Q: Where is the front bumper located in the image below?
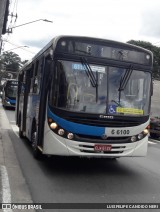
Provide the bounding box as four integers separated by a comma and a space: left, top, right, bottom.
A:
43, 130, 148, 157
3, 100, 16, 108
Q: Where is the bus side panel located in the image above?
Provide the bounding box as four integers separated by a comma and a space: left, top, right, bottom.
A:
18, 93, 24, 128
26, 94, 40, 140
35, 58, 53, 148
15, 82, 20, 125
25, 57, 52, 146
16, 75, 24, 126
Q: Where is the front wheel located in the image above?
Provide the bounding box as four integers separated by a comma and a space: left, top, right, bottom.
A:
19, 127, 24, 138
18, 115, 25, 138
31, 128, 42, 160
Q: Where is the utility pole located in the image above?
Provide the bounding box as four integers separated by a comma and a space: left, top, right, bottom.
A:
0, 0, 9, 35
0, 0, 10, 52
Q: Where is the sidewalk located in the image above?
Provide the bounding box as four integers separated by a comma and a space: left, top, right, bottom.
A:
0, 105, 35, 211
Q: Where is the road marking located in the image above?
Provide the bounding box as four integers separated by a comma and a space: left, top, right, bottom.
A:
148, 141, 156, 145
149, 138, 160, 143
11, 125, 19, 138
0, 165, 13, 212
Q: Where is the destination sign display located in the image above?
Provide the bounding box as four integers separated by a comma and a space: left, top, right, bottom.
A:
57, 37, 152, 66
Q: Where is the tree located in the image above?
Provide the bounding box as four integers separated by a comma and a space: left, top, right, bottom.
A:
127, 40, 160, 79
0, 51, 22, 72
0, 51, 23, 84
21, 59, 28, 66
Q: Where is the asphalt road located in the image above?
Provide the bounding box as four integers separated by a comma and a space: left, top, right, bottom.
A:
2, 108, 160, 212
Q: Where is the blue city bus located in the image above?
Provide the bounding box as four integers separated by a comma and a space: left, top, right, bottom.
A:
2, 79, 18, 109
16, 36, 153, 159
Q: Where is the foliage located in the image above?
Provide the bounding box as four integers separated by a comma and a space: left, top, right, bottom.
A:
0, 51, 22, 72
127, 40, 160, 79
21, 59, 28, 65
0, 51, 26, 84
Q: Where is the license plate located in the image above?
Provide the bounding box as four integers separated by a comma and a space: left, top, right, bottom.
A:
94, 144, 112, 152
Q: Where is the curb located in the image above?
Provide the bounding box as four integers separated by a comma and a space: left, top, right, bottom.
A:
0, 106, 35, 211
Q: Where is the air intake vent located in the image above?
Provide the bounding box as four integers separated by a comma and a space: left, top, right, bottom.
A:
66, 116, 141, 127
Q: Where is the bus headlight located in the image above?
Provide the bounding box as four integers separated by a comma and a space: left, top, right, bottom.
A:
50, 122, 58, 130
131, 136, 137, 142
137, 133, 143, 140
143, 129, 149, 135
58, 129, 65, 136
67, 133, 74, 140
48, 117, 75, 140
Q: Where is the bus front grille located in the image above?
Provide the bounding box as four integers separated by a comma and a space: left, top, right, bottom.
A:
75, 134, 132, 144
66, 117, 141, 127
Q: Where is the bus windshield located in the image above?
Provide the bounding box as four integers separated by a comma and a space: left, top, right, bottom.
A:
6, 84, 17, 98
49, 60, 151, 116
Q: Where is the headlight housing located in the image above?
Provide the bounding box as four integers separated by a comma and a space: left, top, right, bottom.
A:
130, 127, 149, 142
48, 118, 74, 140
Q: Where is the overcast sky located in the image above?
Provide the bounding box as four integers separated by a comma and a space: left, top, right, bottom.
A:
2, 0, 160, 60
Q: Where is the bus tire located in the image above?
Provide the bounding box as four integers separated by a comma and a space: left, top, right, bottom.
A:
18, 114, 25, 138
31, 126, 42, 160
19, 127, 24, 138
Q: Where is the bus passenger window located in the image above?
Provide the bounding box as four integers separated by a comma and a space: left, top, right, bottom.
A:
20, 82, 25, 94
32, 61, 41, 94
33, 77, 38, 93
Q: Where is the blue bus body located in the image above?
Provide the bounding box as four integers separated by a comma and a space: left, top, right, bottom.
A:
2, 79, 18, 109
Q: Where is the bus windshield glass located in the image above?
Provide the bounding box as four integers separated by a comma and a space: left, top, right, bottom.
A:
6, 84, 18, 98
49, 60, 151, 116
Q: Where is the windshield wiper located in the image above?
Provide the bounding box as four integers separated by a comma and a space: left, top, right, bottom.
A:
118, 65, 133, 105
81, 57, 98, 102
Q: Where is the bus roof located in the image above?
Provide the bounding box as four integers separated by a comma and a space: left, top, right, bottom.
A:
20, 35, 153, 71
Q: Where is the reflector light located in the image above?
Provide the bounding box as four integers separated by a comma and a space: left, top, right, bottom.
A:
147, 125, 150, 129
48, 118, 53, 123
